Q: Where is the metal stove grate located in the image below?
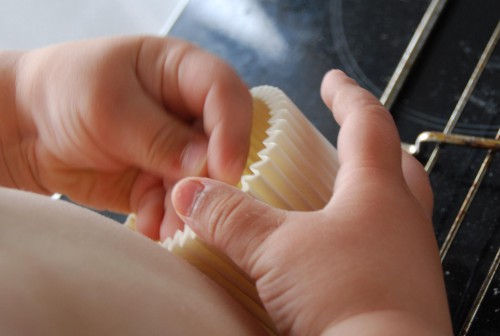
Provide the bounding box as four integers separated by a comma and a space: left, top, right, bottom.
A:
381, 1, 500, 333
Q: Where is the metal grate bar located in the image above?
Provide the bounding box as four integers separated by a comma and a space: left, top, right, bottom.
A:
380, 0, 449, 110
459, 247, 500, 335
439, 127, 500, 260
387, 17, 500, 334
407, 132, 500, 155
425, 21, 500, 173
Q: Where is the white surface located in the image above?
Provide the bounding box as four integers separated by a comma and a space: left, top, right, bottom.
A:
0, 0, 188, 50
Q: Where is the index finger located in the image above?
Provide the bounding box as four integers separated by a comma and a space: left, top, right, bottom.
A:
136, 37, 252, 185
320, 70, 403, 176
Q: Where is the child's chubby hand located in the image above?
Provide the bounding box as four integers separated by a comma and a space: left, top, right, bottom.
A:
171, 70, 453, 335
9, 36, 252, 240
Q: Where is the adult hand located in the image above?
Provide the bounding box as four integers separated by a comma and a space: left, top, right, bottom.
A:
171, 70, 452, 335
4, 36, 251, 240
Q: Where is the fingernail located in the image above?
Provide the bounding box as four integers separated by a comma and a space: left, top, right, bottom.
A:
181, 139, 208, 176
173, 179, 205, 218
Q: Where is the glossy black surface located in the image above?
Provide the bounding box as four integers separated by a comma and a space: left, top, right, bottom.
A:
170, 0, 499, 334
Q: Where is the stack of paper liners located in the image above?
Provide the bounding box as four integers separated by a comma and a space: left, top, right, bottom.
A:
126, 86, 339, 335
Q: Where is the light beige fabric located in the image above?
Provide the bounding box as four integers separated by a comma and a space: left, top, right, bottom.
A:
0, 187, 265, 335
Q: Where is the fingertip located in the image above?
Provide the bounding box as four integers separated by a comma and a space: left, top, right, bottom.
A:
322, 69, 347, 84
207, 144, 247, 185
171, 178, 206, 220
320, 69, 349, 110
135, 199, 163, 241
159, 200, 186, 241
129, 174, 165, 240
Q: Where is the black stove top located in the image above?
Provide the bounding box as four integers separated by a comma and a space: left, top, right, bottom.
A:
170, 1, 500, 334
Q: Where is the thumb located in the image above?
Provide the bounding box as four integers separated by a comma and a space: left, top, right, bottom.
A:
171, 177, 284, 273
